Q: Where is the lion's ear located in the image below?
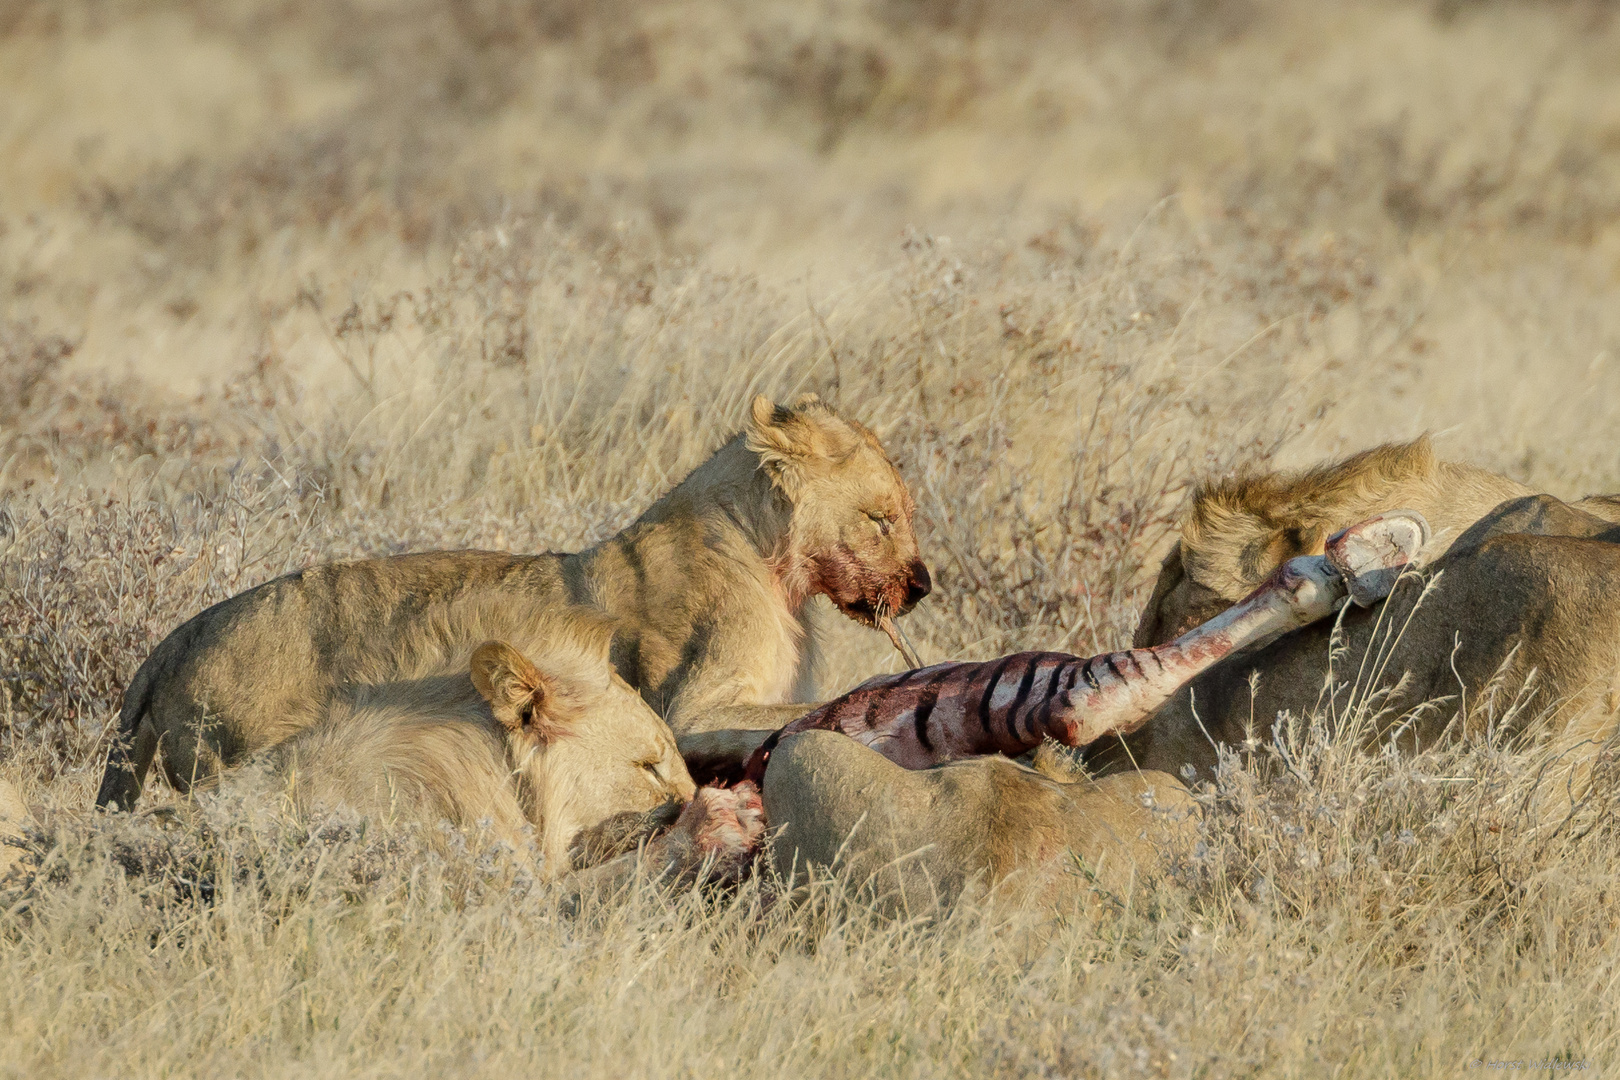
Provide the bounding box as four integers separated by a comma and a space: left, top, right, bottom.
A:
746, 394, 856, 496
471, 640, 568, 740
746, 395, 811, 495
746, 394, 802, 456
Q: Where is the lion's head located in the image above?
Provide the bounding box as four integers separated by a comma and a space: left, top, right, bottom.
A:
1132, 437, 1530, 647
1133, 442, 1439, 647
471, 618, 696, 866
746, 394, 931, 627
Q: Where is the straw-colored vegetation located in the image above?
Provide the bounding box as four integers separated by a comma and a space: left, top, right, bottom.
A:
3, 0, 1619, 1075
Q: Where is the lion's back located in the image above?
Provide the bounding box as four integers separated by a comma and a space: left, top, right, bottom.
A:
139, 549, 571, 762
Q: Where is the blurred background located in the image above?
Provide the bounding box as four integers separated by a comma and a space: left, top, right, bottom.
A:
4, 3, 1617, 419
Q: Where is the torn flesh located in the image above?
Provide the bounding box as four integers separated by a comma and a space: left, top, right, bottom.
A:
632, 783, 767, 886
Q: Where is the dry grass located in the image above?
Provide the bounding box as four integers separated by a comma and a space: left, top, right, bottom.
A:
4, 0, 1620, 1075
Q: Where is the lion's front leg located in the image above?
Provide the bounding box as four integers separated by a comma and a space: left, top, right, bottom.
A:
565, 800, 685, 869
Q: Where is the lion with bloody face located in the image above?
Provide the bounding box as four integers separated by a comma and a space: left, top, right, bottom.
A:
97, 394, 931, 811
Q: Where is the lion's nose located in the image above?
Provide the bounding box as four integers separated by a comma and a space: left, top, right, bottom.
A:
904, 560, 932, 606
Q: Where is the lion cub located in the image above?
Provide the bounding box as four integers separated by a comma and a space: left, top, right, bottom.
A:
264, 619, 696, 877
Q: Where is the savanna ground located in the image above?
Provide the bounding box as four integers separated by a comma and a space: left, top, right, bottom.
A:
3, 0, 1620, 1075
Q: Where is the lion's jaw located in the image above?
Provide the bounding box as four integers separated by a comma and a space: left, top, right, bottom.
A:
803, 545, 929, 627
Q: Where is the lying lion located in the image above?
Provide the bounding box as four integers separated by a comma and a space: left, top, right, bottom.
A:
1093, 492, 1620, 783
6, 618, 763, 892
264, 616, 701, 874
1132, 436, 1541, 646
97, 394, 930, 810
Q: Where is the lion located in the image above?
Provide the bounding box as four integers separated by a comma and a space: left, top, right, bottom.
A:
4, 625, 763, 893
1094, 493, 1620, 782
1132, 437, 1537, 647
760, 730, 1196, 911
262, 620, 698, 874
96, 394, 931, 810
272, 627, 767, 889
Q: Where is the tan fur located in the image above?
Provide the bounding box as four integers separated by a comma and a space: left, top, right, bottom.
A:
1133, 437, 1532, 646
98, 395, 930, 809
761, 730, 1197, 913
0, 635, 746, 893
1098, 495, 1620, 798
263, 623, 695, 874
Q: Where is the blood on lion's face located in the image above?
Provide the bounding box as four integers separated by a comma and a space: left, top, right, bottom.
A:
797, 437, 929, 626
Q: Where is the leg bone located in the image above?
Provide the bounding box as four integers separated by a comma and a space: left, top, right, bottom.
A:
747, 511, 1428, 775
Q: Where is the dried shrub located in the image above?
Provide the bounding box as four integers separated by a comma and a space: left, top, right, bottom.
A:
0, 478, 322, 776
